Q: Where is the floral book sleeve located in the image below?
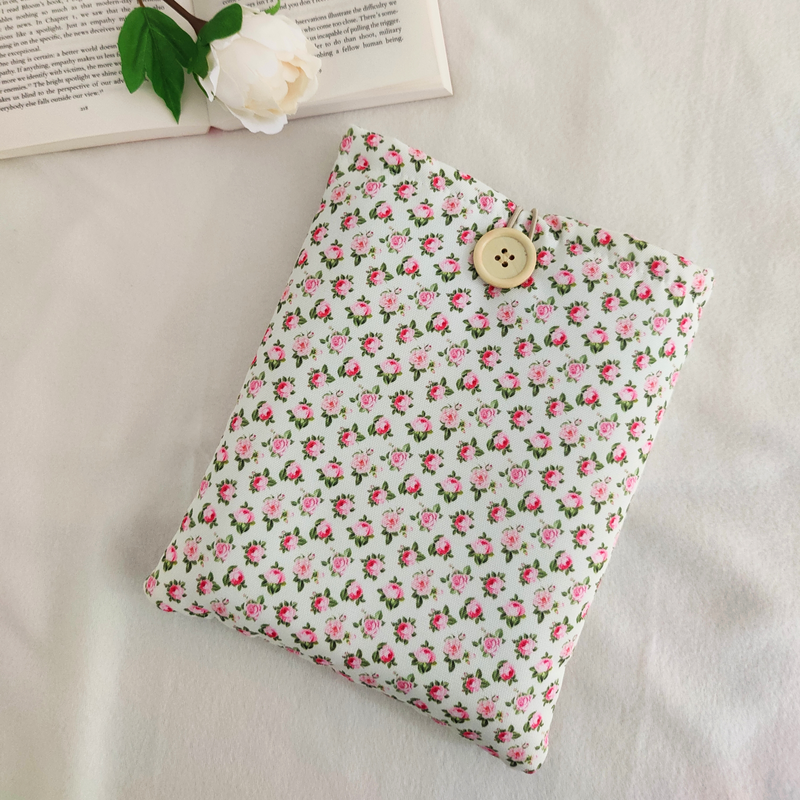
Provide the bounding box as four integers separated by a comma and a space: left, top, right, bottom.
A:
145, 124, 714, 773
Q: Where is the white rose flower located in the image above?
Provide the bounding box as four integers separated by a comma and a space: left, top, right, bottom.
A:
199, 7, 321, 134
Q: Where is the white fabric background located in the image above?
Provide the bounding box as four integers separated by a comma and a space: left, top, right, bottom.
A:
2, 2, 799, 798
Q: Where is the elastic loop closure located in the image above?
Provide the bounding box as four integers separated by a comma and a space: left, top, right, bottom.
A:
507, 205, 538, 242
507, 206, 524, 230
529, 208, 538, 241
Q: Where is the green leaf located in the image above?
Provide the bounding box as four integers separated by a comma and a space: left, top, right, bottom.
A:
145, 28, 185, 121
198, 3, 243, 44
118, 8, 149, 93
145, 8, 196, 68
264, 0, 280, 14
191, 41, 211, 79
117, 6, 194, 123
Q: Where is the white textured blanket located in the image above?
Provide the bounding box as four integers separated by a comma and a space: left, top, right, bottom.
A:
1, 2, 798, 798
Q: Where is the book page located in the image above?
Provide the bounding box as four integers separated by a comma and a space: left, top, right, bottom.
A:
0, 0, 209, 158
195, 0, 451, 130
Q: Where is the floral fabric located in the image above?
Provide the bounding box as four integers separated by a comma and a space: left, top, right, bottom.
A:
145, 124, 713, 773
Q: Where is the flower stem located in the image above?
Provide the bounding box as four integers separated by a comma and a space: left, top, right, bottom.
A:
159, 0, 207, 34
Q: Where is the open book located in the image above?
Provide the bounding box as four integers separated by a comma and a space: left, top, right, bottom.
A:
0, 0, 451, 159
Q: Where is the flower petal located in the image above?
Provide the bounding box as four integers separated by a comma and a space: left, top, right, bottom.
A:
198, 46, 221, 99
223, 101, 287, 134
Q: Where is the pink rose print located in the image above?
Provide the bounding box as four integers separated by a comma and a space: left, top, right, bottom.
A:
363, 180, 383, 198
574, 528, 592, 547
503, 600, 525, 619
587, 328, 609, 345
389, 622, 414, 648
597, 419, 617, 439
404, 476, 422, 495
571, 584, 589, 603
463, 677, 481, 695
465, 599, 483, 619
477, 699, 498, 725
393, 394, 412, 413
537, 249, 554, 267
533, 589, 554, 612
567, 361, 586, 380
411, 572, 432, 595
433, 537, 451, 557
384, 582, 404, 600
330, 556, 349, 577
422, 236, 442, 254
482, 637, 501, 657
497, 662, 516, 682
540, 526, 561, 547
554, 269, 576, 286
167, 583, 185, 601
347, 582, 363, 601
264, 568, 286, 586
556, 553, 573, 571
582, 261, 601, 281
615, 317, 636, 339
387, 234, 408, 253
519, 489, 542, 515
183, 539, 200, 561
313, 595, 330, 613
300, 495, 321, 516
450, 572, 470, 594
246, 544, 265, 564
507, 465, 529, 487
388, 450, 409, 470
517, 638, 536, 659
484, 575, 505, 596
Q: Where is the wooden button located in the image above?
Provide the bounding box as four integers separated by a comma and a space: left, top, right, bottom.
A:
473, 227, 537, 288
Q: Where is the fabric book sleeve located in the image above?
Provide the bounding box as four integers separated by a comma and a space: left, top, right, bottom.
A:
144, 123, 713, 773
